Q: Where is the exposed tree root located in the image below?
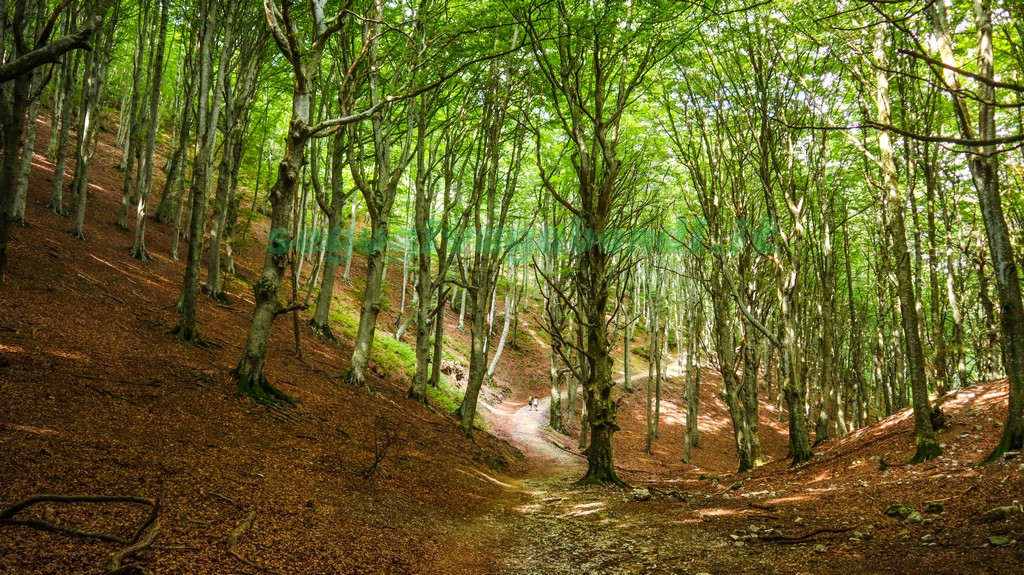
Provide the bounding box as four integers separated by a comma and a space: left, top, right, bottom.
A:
232, 367, 298, 411
226, 511, 285, 575
129, 248, 152, 263
308, 318, 337, 343
202, 284, 229, 303
342, 366, 371, 390
2, 494, 162, 574
200, 488, 243, 510
980, 426, 1024, 466
0, 494, 157, 545
909, 438, 943, 464
575, 470, 630, 489
761, 526, 855, 543
106, 514, 160, 575
168, 324, 218, 349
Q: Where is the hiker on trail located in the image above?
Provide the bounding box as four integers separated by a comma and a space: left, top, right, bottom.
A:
532, 397, 539, 411
528, 396, 536, 411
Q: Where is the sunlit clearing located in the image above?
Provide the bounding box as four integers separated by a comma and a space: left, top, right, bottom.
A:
0, 343, 25, 353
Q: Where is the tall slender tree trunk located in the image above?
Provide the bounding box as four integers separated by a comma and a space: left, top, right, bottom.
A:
118, 0, 153, 230
70, 12, 118, 240
174, 0, 232, 343
130, 0, 168, 260
873, 26, 940, 462
309, 133, 348, 340
48, 47, 81, 216
408, 87, 433, 404
11, 72, 41, 225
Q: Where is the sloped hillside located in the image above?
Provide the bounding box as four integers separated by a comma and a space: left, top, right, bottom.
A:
0, 118, 523, 575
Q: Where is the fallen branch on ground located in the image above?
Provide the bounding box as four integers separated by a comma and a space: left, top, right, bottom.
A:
760, 526, 855, 543
926, 484, 976, 504
201, 488, 243, 510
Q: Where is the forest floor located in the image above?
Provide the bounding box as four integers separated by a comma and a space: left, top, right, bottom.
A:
2, 115, 1023, 574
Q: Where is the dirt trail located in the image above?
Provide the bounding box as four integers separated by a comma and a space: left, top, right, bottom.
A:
475, 384, 725, 575
482, 396, 584, 478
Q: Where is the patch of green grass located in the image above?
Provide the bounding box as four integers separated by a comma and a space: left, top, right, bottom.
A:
446, 337, 471, 361
424, 369, 487, 431
329, 306, 415, 378
427, 373, 461, 414
441, 344, 462, 364
329, 308, 488, 431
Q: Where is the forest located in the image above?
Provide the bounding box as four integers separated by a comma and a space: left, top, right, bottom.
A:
1, 0, 1023, 573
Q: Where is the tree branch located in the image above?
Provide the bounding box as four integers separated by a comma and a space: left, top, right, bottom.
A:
0, 15, 102, 84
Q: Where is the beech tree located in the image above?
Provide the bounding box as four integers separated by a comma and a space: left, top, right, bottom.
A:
341, 0, 418, 389
521, 0, 687, 485
232, 0, 379, 405
0, 0, 110, 287
172, 0, 235, 343
453, 43, 527, 437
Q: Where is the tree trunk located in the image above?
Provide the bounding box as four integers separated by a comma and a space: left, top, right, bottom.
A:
309, 133, 347, 340
457, 281, 490, 436
70, 15, 117, 240
344, 1, 407, 388
486, 265, 515, 379
173, 0, 233, 343
48, 47, 81, 216
11, 72, 41, 225
873, 26, 940, 463
408, 90, 433, 404
130, 0, 169, 261
118, 0, 153, 230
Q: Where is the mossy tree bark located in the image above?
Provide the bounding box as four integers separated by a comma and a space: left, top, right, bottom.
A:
343, 0, 416, 389
235, 0, 376, 405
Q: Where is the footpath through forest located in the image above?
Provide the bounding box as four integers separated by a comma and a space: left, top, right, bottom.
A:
460, 374, 1024, 575
476, 385, 757, 575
